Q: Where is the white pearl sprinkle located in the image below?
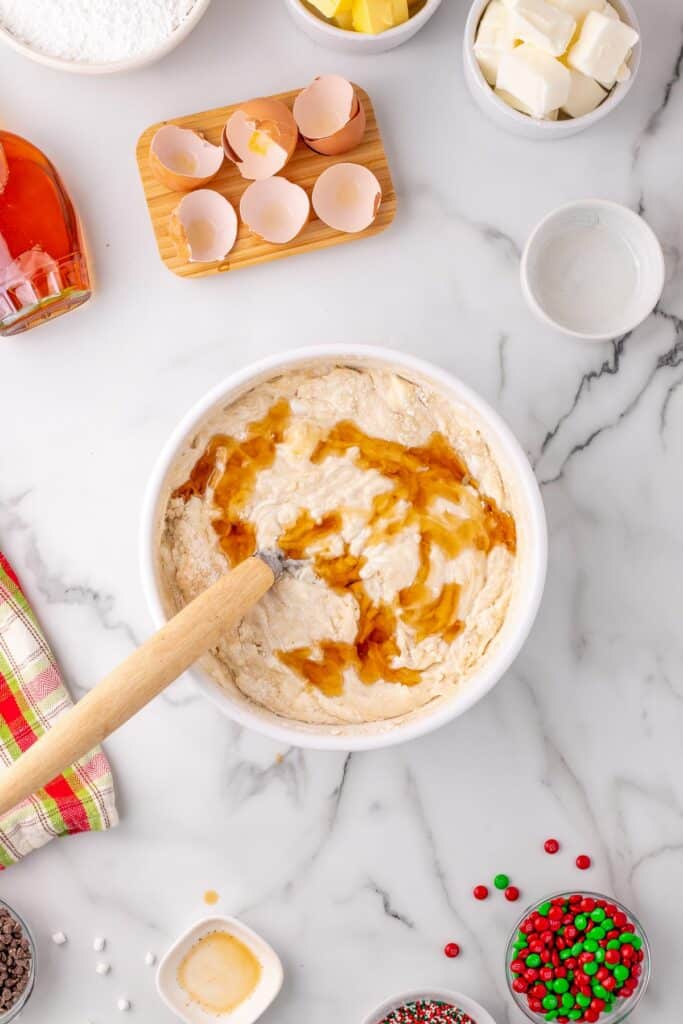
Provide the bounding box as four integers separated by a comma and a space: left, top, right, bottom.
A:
144, 951, 156, 967
51, 931, 67, 945
117, 998, 131, 1012
93, 936, 106, 952
95, 961, 111, 976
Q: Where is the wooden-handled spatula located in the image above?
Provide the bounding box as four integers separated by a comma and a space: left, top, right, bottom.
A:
0, 553, 283, 818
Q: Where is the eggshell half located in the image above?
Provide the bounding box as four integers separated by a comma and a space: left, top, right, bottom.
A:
223, 99, 298, 181
239, 177, 310, 245
294, 75, 366, 156
170, 189, 238, 263
312, 163, 382, 233
149, 125, 224, 192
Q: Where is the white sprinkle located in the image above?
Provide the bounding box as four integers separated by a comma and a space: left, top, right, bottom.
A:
51, 931, 67, 945
93, 936, 106, 952
117, 998, 131, 1012
144, 951, 156, 967
95, 961, 111, 976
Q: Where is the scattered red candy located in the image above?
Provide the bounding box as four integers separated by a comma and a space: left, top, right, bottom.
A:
544, 838, 560, 855
473, 885, 489, 901
505, 886, 520, 902
576, 854, 592, 870
444, 942, 460, 959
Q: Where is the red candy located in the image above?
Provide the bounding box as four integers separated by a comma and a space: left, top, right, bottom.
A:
576, 854, 592, 870
473, 885, 489, 901
544, 838, 560, 854
444, 942, 460, 958
505, 886, 520, 902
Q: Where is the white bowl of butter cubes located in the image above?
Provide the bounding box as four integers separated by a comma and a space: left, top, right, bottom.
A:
463, 0, 641, 138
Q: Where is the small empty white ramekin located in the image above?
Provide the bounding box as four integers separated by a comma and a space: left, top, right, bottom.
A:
521, 199, 665, 341
462, 0, 641, 139
156, 916, 283, 1024
284, 0, 443, 53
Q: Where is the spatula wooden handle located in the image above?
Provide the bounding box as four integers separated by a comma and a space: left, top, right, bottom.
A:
0, 556, 274, 817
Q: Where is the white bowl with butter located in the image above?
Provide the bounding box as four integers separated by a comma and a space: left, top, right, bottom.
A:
140, 345, 547, 751
463, 0, 641, 138
156, 916, 283, 1024
284, 0, 443, 53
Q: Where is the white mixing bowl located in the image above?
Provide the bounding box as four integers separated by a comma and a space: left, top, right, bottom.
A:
140, 345, 547, 751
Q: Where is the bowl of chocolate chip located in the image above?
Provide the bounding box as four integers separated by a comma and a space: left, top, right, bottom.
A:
0, 901, 35, 1021
141, 345, 547, 750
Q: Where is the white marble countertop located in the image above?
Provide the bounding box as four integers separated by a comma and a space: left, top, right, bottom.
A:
0, 0, 681, 1021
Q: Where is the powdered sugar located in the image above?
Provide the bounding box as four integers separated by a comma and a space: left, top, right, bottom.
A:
0, 0, 200, 65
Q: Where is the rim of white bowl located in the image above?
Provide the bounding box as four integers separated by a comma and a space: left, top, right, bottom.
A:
463, 0, 641, 134
286, 0, 443, 45
139, 344, 547, 751
362, 988, 498, 1024
520, 198, 666, 342
0, 0, 212, 74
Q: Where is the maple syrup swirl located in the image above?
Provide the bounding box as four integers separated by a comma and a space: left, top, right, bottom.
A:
173, 399, 516, 697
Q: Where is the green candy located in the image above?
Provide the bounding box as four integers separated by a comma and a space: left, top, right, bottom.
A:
537, 901, 552, 916
571, 942, 584, 957
590, 907, 606, 923
577, 994, 591, 1008
542, 995, 558, 1011
584, 939, 598, 952
544, 1013, 558, 1022
568, 1011, 583, 1020
494, 874, 509, 889
526, 954, 542, 968
620, 931, 636, 945
584, 961, 598, 976
593, 985, 608, 1000
595, 949, 606, 963
606, 939, 620, 950
601, 917, 614, 930
554, 979, 569, 994
562, 993, 575, 1007
574, 914, 588, 930
631, 935, 643, 950
614, 965, 630, 982
560, 949, 573, 961
588, 927, 605, 941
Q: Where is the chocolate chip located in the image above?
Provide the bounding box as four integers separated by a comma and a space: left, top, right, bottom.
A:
0, 908, 32, 1013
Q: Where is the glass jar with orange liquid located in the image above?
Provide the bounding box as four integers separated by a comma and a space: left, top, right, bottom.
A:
0, 132, 91, 337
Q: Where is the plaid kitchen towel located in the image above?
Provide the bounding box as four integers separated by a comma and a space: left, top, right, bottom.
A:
0, 552, 117, 867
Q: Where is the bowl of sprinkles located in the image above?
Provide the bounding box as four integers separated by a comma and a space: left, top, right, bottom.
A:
364, 988, 497, 1024
506, 891, 650, 1024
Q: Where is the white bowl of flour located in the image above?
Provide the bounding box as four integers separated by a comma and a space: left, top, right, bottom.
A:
0, 0, 212, 74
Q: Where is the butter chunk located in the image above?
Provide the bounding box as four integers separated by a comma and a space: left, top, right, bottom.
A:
561, 67, 607, 116
568, 10, 638, 87
475, 0, 518, 86
546, 0, 605, 21
496, 87, 559, 118
352, 0, 405, 32
504, 0, 576, 56
496, 43, 571, 116
308, 0, 351, 16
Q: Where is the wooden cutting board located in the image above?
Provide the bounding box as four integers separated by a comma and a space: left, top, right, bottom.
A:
135, 85, 397, 279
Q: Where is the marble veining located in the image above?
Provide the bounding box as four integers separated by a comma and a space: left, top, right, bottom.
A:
0, 0, 682, 1021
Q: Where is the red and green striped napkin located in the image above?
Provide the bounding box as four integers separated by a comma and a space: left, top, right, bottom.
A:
0, 552, 117, 867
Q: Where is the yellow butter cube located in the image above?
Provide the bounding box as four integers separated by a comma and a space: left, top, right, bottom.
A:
352, 0, 394, 33
309, 0, 351, 17
391, 0, 409, 25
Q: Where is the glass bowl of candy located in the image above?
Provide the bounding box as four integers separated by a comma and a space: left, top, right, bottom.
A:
506, 892, 650, 1024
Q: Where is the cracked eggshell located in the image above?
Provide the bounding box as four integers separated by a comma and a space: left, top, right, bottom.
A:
239, 177, 310, 244
149, 125, 224, 192
312, 162, 382, 233
222, 99, 298, 181
170, 189, 238, 263
293, 75, 366, 156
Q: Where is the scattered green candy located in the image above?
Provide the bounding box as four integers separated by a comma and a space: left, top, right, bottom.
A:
554, 979, 569, 994
542, 995, 558, 1010
589, 927, 605, 941
571, 942, 584, 956
584, 962, 598, 976
562, 993, 575, 1008
595, 949, 606, 963
593, 985, 608, 1000
574, 914, 588, 930
577, 994, 591, 1008
537, 902, 552, 916
584, 939, 598, 952
601, 917, 614, 930
606, 939, 620, 950
544, 1013, 557, 1022
614, 965, 630, 982
590, 907, 606, 923
560, 949, 573, 961
620, 932, 636, 945
631, 935, 643, 950
526, 954, 541, 968
568, 1011, 583, 1021
494, 874, 509, 890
